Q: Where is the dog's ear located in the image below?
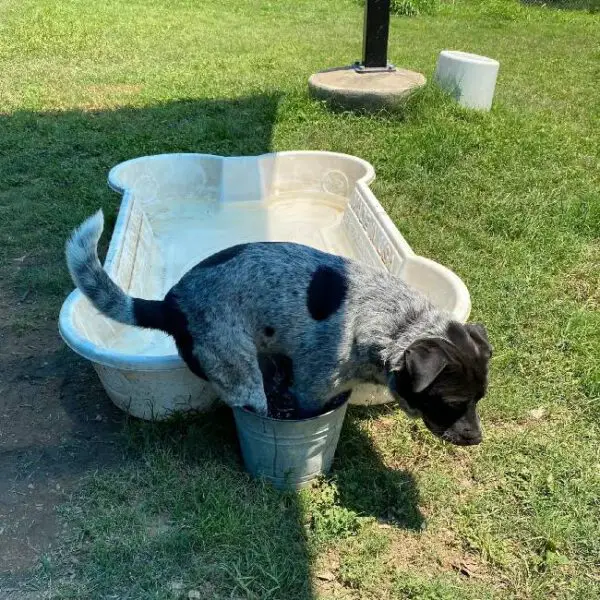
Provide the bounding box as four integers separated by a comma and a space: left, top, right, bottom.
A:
445, 321, 474, 352
465, 323, 492, 359
404, 339, 448, 393
446, 321, 492, 360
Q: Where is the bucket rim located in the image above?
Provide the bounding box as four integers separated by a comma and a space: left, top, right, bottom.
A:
233, 399, 349, 424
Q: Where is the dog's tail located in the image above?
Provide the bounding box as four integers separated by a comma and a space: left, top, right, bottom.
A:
65, 210, 169, 332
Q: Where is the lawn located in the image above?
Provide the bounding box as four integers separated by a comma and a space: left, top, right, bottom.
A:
0, 0, 599, 598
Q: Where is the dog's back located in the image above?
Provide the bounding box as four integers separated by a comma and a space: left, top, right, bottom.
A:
66, 212, 463, 418
166, 241, 437, 408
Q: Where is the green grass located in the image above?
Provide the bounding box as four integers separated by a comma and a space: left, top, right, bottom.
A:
1, 0, 599, 598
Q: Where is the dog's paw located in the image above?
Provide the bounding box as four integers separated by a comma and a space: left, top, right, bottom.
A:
242, 403, 269, 416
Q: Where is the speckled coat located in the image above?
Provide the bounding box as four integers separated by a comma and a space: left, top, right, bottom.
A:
66, 210, 492, 446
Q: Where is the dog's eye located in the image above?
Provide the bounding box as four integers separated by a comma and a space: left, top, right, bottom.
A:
444, 397, 469, 408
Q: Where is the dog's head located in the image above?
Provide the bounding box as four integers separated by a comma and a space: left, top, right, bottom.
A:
389, 322, 492, 446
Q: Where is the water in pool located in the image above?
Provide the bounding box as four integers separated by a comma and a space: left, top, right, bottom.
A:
98, 194, 358, 356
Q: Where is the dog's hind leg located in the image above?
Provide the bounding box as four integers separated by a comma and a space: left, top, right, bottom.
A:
194, 337, 268, 415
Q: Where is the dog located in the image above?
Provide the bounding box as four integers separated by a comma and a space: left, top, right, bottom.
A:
66, 210, 491, 446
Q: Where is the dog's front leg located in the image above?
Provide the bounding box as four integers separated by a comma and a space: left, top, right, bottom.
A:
215, 381, 268, 415
196, 340, 269, 415
232, 386, 269, 415
209, 377, 269, 415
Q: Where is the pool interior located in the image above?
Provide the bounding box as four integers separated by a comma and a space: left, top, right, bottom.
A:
72, 192, 366, 357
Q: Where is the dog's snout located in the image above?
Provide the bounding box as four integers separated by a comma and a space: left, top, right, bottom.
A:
455, 432, 483, 446
439, 427, 482, 446
452, 419, 483, 445
425, 407, 483, 447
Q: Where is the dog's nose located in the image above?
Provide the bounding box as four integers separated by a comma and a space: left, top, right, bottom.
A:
459, 433, 482, 446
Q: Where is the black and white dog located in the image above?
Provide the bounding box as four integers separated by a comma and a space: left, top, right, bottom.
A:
66, 211, 491, 446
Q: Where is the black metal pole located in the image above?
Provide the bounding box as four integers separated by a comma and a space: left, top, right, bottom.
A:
362, 0, 391, 69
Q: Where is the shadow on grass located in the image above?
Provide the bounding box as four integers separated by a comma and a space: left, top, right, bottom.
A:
0, 95, 423, 598
103, 402, 422, 599
0, 94, 318, 599
101, 407, 316, 599
0, 94, 282, 304
334, 406, 424, 530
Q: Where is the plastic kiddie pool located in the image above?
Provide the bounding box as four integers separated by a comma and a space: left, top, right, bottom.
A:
59, 151, 471, 420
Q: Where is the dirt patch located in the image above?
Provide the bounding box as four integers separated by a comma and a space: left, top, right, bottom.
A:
312, 523, 492, 599
0, 285, 125, 590
485, 409, 571, 438
380, 526, 490, 580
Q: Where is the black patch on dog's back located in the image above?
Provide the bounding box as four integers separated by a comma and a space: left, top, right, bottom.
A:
196, 244, 249, 269
264, 326, 275, 337
306, 265, 348, 321
163, 295, 208, 381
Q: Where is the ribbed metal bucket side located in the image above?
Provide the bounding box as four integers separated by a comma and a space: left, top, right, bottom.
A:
233, 402, 348, 490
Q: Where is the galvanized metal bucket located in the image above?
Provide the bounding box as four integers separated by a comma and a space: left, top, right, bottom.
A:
233, 401, 349, 490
